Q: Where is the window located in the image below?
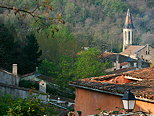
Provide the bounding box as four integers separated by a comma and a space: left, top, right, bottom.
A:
146, 51, 150, 55
128, 31, 130, 43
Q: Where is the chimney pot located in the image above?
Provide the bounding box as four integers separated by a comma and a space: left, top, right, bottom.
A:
12, 64, 17, 76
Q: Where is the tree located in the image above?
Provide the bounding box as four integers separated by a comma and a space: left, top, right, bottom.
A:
0, 0, 64, 29
38, 56, 75, 88
0, 24, 16, 70
74, 48, 107, 79
37, 25, 80, 62
56, 55, 75, 87
38, 59, 58, 77
20, 34, 42, 74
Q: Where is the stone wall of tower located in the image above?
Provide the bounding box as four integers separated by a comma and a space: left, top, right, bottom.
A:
123, 28, 134, 51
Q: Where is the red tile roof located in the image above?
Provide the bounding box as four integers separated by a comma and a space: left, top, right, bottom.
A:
70, 68, 154, 101
124, 68, 154, 80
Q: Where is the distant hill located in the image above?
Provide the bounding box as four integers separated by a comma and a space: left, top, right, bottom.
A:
0, 0, 153, 53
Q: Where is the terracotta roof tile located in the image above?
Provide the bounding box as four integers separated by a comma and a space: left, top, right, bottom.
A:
70, 68, 154, 101
124, 68, 154, 80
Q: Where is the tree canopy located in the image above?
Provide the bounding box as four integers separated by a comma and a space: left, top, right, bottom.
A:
74, 48, 108, 79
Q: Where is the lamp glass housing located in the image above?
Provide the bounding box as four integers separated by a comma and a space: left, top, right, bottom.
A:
122, 100, 135, 111
122, 90, 136, 112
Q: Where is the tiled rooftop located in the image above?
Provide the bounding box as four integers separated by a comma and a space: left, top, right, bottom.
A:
70, 68, 154, 101
124, 68, 154, 80
121, 45, 145, 56
99, 52, 136, 63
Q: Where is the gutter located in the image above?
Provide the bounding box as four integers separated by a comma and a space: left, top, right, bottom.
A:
69, 83, 123, 96
70, 84, 154, 103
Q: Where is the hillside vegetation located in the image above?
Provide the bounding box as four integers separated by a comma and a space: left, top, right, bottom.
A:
51, 0, 154, 52
0, 0, 153, 85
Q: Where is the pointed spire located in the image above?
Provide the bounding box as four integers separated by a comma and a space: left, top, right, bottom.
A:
124, 9, 135, 29
127, 9, 130, 16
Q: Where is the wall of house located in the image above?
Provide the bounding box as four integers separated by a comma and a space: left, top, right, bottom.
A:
75, 88, 154, 116
0, 83, 47, 101
137, 46, 154, 63
0, 70, 19, 86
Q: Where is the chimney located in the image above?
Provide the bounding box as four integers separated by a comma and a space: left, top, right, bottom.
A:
36, 67, 38, 73
12, 64, 17, 76
116, 54, 120, 70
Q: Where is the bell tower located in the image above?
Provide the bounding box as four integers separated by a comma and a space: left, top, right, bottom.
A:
123, 9, 135, 51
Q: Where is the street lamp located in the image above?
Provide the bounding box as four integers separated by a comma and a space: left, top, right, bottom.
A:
122, 90, 136, 112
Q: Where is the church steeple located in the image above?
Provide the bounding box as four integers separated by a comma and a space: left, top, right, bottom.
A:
124, 9, 134, 29
123, 9, 135, 51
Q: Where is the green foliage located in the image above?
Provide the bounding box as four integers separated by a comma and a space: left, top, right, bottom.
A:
1, 0, 153, 65
0, 23, 42, 74
0, 94, 57, 116
19, 34, 42, 74
13, 96, 56, 115
19, 80, 39, 90
38, 56, 75, 88
74, 48, 106, 79
101, 0, 127, 16
0, 94, 13, 116
56, 55, 75, 88
0, 24, 16, 70
37, 25, 79, 62
38, 59, 59, 77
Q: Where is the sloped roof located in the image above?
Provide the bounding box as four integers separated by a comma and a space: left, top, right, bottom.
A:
21, 72, 53, 82
70, 68, 154, 102
0, 68, 17, 77
121, 45, 145, 56
99, 52, 136, 63
124, 67, 154, 80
